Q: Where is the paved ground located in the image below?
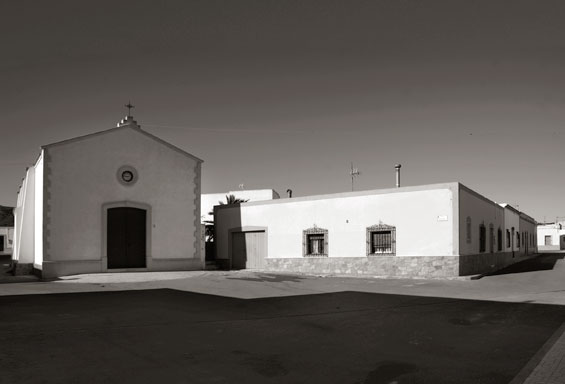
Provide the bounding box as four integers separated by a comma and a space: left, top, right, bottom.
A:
2, 253, 565, 305
1, 253, 564, 383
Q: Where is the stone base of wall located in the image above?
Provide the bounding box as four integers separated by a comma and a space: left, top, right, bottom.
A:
265, 252, 539, 278
266, 256, 460, 278
459, 252, 536, 276
12, 262, 33, 276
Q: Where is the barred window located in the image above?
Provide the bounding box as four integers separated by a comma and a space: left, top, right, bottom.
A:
506, 229, 511, 248
367, 224, 396, 256
516, 232, 520, 248
307, 234, 325, 255
497, 228, 502, 251
303, 227, 328, 257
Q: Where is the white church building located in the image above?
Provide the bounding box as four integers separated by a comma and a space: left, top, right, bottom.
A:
214, 182, 538, 278
12, 115, 203, 278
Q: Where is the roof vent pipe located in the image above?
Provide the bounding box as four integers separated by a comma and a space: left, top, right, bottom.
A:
286, 189, 293, 198
395, 164, 401, 188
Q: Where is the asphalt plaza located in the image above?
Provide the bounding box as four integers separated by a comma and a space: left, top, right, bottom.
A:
1, 253, 565, 383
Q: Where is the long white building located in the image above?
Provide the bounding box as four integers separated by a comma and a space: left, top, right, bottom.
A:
215, 182, 537, 278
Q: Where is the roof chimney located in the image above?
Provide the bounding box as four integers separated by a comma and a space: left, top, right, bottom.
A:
395, 164, 401, 188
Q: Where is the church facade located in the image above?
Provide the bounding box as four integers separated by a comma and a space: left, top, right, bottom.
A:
12, 116, 203, 278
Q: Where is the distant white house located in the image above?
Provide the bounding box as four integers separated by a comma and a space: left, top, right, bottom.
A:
215, 182, 538, 278
537, 222, 565, 251
0, 228, 14, 256
0, 206, 14, 256
13, 115, 203, 278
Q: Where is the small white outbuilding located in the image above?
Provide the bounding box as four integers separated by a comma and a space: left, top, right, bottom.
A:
12, 115, 203, 278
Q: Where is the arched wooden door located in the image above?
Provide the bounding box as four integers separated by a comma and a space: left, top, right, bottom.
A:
107, 207, 147, 269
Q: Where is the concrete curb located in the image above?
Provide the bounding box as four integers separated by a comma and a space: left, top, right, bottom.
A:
509, 322, 565, 384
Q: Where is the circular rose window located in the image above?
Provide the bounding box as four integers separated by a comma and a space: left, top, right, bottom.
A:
117, 166, 138, 186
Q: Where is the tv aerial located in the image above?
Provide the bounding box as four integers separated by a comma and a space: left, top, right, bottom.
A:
350, 163, 361, 191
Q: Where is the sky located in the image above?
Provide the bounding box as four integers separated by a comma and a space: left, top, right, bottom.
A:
1, 0, 564, 222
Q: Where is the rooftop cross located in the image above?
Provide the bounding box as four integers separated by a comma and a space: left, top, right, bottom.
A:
125, 101, 135, 117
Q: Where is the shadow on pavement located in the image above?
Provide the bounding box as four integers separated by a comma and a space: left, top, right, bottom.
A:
485, 254, 565, 276
225, 273, 305, 283
1, 289, 565, 384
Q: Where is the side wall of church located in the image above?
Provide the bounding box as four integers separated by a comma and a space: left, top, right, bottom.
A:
41, 127, 202, 278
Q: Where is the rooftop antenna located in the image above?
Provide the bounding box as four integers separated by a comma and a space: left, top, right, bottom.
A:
125, 101, 135, 117
350, 163, 360, 191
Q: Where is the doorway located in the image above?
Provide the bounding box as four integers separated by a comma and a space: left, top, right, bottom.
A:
231, 230, 266, 269
107, 207, 147, 269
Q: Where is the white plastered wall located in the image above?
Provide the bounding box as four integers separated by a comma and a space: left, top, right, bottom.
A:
458, 186, 505, 256
519, 214, 537, 255
33, 152, 44, 268
216, 185, 457, 260
503, 207, 520, 254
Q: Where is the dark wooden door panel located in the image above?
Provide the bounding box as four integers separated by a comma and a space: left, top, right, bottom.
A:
107, 208, 127, 269
107, 207, 146, 269
127, 208, 146, 268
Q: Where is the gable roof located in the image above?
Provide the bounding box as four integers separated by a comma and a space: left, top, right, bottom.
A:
42, 125, 203, 163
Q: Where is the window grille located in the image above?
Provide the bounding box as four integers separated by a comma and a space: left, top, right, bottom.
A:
366, 224, 396, 256
516, 232, 520, 248
303, 227, 328, 257
307, 234, 325, 255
